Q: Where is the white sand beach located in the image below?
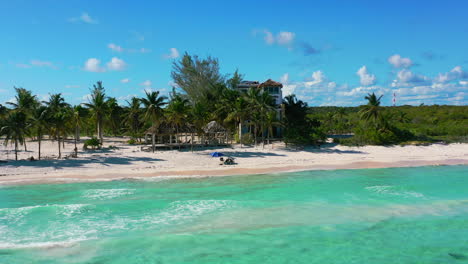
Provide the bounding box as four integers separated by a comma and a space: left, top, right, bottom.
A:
0, 137, 467, 185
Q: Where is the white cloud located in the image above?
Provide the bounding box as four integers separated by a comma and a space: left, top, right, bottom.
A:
121, 78, 130, 83
163, 48, 180, 59
460, 81, 468, 86
65, 85, 80, 88
304, 71, 325, 87
106, 57, 126, 71
69, 12, 98, 24
140, 80, 152, 87
276, 31, 295, 46
108, 43, 124, 52
388, 54, 413, 68
280, 73, 297, 96
264, 30, 274, 45
391, 69, 430, 87
83, 58, 105, 72
16, 60, 56, 69
328, 82, 337, 89
356, 66, 376, 86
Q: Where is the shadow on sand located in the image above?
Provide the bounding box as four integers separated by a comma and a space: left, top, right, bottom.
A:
1, 155, 164, 170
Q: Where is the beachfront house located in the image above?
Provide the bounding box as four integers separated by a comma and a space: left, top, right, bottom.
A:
236, 79, 284, 138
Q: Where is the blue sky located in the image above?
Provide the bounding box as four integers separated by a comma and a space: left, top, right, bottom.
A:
0, 0, 467, 106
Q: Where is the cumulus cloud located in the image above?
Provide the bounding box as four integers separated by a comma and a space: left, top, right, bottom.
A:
83, 58, 105, 72
263, 30, 275, 45
83, 57, 126, 72
121, 78, 130, 83
391, 69, 430, 87
304, 71, 325, 87
107, 57, 126, 71
69, 12, 98, 24
108, 43, 124, 52
356, 66, 376, 86
388, 54, 413, 68
280, 73, 297, 96
163, 48, 180, 59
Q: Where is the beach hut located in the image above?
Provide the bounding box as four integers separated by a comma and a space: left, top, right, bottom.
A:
203, 121, 228, 145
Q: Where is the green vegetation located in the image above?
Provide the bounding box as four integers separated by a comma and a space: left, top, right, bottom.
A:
0, 53, 467, 160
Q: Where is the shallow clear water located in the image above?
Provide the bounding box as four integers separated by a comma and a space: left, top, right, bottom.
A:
1, 165, 468, 263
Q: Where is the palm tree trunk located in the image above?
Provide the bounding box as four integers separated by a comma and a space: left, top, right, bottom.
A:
24, 139, 27, 151
152, 133, 155, 153
191, 132, 194, 152
15, 139, 18, 161
38, 133, 42, 160
254, 125, 257, 147
57, 131, 61, 159
239, 120, 243, 148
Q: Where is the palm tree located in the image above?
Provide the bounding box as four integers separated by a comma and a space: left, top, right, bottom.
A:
31, 105, 49, 160
225, 96, 249, 147
264, 110, 281, 148
45, 94, 69, 158
190, 102, 209, 146
106, 97, 122, 136
71, 105, 86, 156
123, 97, 142, 141
1, 112, 29, 160
83, 81, 108, 144
257, 91, 275, 148
166, 94, 189, 148
6, 87, 39, 114
140, 90, 167, 152
7, 87, 38, 151
359, 93, 383, 128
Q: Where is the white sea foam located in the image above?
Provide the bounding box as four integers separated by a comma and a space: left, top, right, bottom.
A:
0, 238, 90, 250
365, 185, 425, 198
82, 188, 135, 200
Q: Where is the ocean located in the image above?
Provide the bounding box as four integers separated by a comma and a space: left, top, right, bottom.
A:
1, 165, 467, 263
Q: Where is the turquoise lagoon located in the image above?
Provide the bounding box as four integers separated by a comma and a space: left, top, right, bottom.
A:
1, 165, 468, 263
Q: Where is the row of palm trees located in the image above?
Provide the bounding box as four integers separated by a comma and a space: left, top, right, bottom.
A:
0, 81, 281, 160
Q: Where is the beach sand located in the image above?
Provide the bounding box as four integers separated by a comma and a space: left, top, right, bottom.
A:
1, 137, 467, 185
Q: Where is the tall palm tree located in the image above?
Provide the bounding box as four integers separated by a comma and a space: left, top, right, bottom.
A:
45, 94, 69, 158
31, 105, 49, 160
7, 87, 38, 151
190, 102, 209, 146
264, 110, 281, 148
359, 93, 383, 128
257, 91, 275, 147
71, 105, 86, 156
6, 87, 39, 114
140, 90, 167, 152
166, 94, 189, 148
106, 97, 122, 136
1, 112, 29, 160
83, 81, 108, 144
123, 97, 142, 141
225, 96, 249, 147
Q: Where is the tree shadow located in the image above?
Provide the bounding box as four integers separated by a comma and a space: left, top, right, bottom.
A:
2, 156, 164, 170
277, 143, 367, 154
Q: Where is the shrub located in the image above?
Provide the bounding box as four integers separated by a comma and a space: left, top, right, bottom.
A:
83, 137, 102, 150
235, 132, 254, 145
127, 138, 137, 145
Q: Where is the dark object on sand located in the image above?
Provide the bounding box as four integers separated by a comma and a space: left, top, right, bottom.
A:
219, 157, 235, 165
27, 156, 36, 161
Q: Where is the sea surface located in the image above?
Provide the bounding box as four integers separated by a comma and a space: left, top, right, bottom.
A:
1, 165, 468, 263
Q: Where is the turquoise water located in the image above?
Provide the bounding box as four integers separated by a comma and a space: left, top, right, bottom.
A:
1, 165, 468, 263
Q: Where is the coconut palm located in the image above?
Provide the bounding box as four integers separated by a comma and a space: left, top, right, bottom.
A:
140, 90, 167, 152
264, 110, 281, 148
166, 94, 189, 147
6, 87, 39, 114
359, 93, 383, 128
123, 97, 142, 141
45, 94, 70, 158
83, 81, 108, 144
190, 102, 209, 145
225, 96, 249, 147
106, 97, 122, 136
71, 105, 86, 156
31, 105, 49, 160
1, 112, 29, 160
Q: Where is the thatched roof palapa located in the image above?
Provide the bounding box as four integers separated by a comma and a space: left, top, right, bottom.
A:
203, 121, 226, 133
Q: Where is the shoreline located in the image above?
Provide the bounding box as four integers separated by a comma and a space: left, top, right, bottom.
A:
1, 158, 466, 186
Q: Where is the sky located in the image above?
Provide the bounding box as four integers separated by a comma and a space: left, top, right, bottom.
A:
0, 0, 467, 107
